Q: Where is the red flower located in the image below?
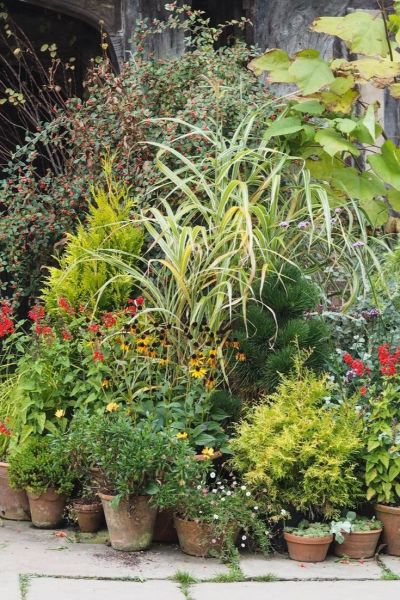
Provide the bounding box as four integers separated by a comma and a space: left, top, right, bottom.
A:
135, 296, 144, 306
57, 297, 75, 316
0, 305, 14, 337
102, 312, 117, 328
351, 359, 365, 377
360, 386, 367, 396
28, 305, 45, 322
88, 324, 100, 333
343, 353, 353, 365
93, 351, 105, 362
62, 330, 73, 341
0, 421, 11, 437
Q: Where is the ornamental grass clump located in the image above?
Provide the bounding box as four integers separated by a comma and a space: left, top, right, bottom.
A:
230, 357, 363, 519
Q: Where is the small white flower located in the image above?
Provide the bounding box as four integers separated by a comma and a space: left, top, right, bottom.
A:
197, 485, 202, 490
241, 485, 246, 491
242, 535, 247, 541
254, 506, 259, 511
212, 538, 217, 544
246, 491, 251, 497
212, 489, 218, 494
241, 543, 245, 548
210, 472, 216, 479
213, 514, 219, 520
226, 491, 232, 496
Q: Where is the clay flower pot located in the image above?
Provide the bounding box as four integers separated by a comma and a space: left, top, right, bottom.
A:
0, 462, 30, 521
73, 499, 104, 533
334, 529, 382, 559
375, 504, 400, 556
174, 516, 238, 557
284, 531, 333, 562
99, 493, 157, 551
27, 488, 66, 528
153, 509, 178, 543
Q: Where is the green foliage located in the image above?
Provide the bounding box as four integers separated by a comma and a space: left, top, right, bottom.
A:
231, 267, 331, 397
8, 435, 73, 495
230, 360, 363, 519
247, 7, 400, 230
365, 380, 400, 505
156, 445, 270, 560
331, 512, 382, 544
42, 167, 144, 313
285, 521, 331, 538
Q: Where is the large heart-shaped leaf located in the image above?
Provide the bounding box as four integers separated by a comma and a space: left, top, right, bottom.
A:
368, 140, 400, 190
315, 129, 360, 157
289, 53, 335, 94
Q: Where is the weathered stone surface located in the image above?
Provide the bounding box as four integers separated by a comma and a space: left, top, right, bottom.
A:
241, 553, 383, 580
0, 573, 21, 600
380, 555, 400, 576
27, 578, 183, 600
191, 581, 400, 600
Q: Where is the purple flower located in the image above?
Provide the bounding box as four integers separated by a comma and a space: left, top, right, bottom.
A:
352, 240, 365, 248
279, 221, 289, 228
298, 221, 310, 229
334, 207, 342, 214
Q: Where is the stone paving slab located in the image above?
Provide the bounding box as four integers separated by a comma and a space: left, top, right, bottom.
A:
27, 578, 182, 600
191, 581, 400, 600
0, 573, 21, 600
0, 520, 229, 580
240, 553, 382, 580
380, 555, 400, 576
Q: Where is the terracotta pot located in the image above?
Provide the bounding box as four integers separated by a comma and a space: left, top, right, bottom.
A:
27, 488, 66, 528
0, 462, 30, 521
153, 509, 178, 543
99, 493, 157, 551
284, 531, 333, 562
174, 516, 238, 557
334, 529, 382, 559
73, 499, 104, 533
375, 504, 400, 556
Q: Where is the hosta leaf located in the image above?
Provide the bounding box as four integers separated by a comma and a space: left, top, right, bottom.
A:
312, 12, 390, 57
289, 54, 335, 95
315, 129, 360, 157
368, 140, 400, 190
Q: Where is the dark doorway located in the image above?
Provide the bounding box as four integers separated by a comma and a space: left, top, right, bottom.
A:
191, 0, 251, 46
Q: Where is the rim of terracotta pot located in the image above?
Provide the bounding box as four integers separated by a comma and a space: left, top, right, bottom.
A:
98, 492, 150, 502
73, 500, 103, 511
284, 531, 333, 545
27, 487, 64, 501
340, 529, 382, 536
375, 504, 400, 515
0, 461, 9, 469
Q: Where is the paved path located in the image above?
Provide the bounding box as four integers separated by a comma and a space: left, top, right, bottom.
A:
1, 520, 400, 599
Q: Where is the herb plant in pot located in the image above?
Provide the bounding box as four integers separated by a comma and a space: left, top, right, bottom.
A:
284, 522, 333, 562
8, 436, 73, 528
230, 360, 363, 562
85, 413, 177, 552
157, 441, 269, 560
331, 512, 382, 559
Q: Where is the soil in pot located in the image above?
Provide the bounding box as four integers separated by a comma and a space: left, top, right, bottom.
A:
73, 499, 104, 534
334, 529, 382, 559
375, 504, 400, 556
27, 488, 66, 528
0, 462, 30, 521
99, 493, 157, 552
174, 516, 238, 557
284, 531, 333, 562
153, 509, 178, 543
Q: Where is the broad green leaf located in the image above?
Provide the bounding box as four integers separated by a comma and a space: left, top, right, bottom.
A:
333, 167, 385, 202
315, 129, 360, 157
292, 100, 325, 115
289, 55, 334, 95
387, 187, 400, 211
366, 487, 376, 501
329, 76, 355, 95
362, 104, 377, 143
264, 116, 303, 140
312, 12, 390, 57
248, 48, 291, 76
368, 140, 400, 190
396, 483, 400, 497
334, 118, 357, 134
333, 58, 400, 81
319, 89, 359, 114
359, 197, 388, 227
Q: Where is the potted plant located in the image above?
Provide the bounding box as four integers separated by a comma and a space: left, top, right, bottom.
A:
284, 521, 333, 562
156, 441, 269, 560
331, 512, 382, 559
230, 360, 363, 562
82, 412, 181, 552
7, 436, 73, 528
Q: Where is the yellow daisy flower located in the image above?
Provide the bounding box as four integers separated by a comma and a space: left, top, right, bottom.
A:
190, 366, 207, 379
106, 402, 119, 413
189, 353, 204, 367
120, 343, 130, 352
201, 447, 215, 458
176, 432, 188, 440
55, 409, 65, 419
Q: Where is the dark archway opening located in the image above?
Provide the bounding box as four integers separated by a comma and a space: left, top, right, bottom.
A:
191, 0, 251, 46
0, 1, 108, 170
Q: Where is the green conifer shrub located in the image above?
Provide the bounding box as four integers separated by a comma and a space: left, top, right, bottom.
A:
231, 267, 331, 398
42, 168, 144, 313
230, 360, 363, 519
